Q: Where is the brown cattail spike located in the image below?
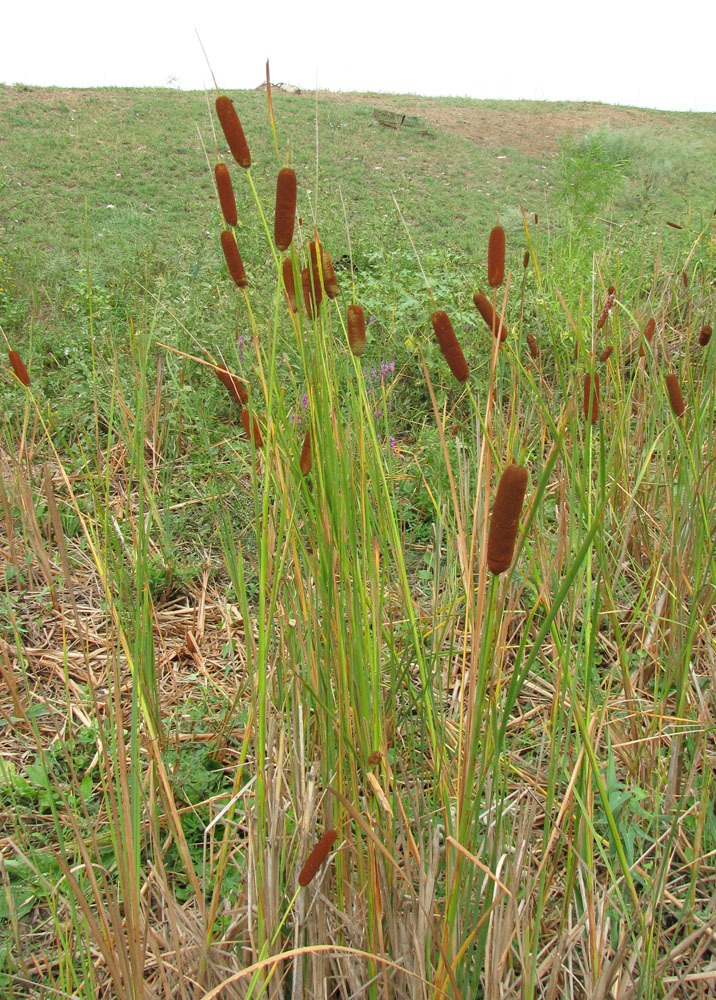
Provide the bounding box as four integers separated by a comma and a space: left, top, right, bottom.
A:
8, 350, 30, 386
698, 324, 712, 347
241, 408, 263, 447
488, 225, 506, 287
215, 95, 251, 169
526, 333, 538, 359
599, 345, 613, 362
301, 267, 316, 319
523, 250, 530, 269
487, 464, 528, 575
215, 163, 237, 227
431, 311, 469, 383
639, 317, 656, 357
274, 168, 297, 252
534, 213, 538, 224
473, 291, 508, 342
215, 364, 248, 406
298, 830, 337, 887
220, 230, 247, 288
665, 374, 685, 417
583, 373, 600, 423
282, 258, 297, 311
300, 428, 312, 476
321, 251, 339, 299
347, 304, 366, 356
308, 239, 325, 306
666, 221, 682, 230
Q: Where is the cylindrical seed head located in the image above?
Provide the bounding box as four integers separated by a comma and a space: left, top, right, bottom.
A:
487, 464, 528, 575
298, 830, 337, 887
214, 163, 237, 227
639, 317, 656, 357
488, 225, 505, 287
431, 311, 469, 383
220, 230, 247, 288
215, 95, 251, 169
526, 333, 538, 359
473, 291, 508, 342
599, 345, 614, 362
274, 168, 297, 251
321, 251, 339, 299
282, 258, 297, 311
240, 407, 263, 447
665, 374, 685, 417
698, 324, 712, 347
215, 363, 248, 405
347, 304, 366, 356
583, 373, 600, 424
8, 350, 30, 386
300, 428, 312, 476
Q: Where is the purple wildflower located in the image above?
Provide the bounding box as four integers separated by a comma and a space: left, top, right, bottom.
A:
301, 393, 309, 410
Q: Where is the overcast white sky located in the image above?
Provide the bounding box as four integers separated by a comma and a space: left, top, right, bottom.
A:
2, 1, 714, 113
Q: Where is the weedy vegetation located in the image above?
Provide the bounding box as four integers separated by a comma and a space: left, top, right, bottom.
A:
0, 74, 715, 999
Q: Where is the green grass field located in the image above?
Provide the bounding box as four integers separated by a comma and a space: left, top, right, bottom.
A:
0, 82, 715, 999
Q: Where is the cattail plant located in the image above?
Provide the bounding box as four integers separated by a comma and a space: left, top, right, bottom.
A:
301, 266, 316, 319
487, 464, 528, 575
526, 333, 538, 359
8, 350, 30, 386
298, 830, 337, 887
282, 258, 297, 311
473, 291, 508, 341
665, 373, 685, 417
431, 311, 469, 383
214, 163, 237, 228
321, 251, 339, 299
583, 373, 600, 423
274, 168, 297, 252
215, 95, 251, 169
241, 407, 263, 447
220, 230, 247, 287
299, 428, 312, 476
347, 304, 366, 356
599, 345, 614, 362
215, 363, 248, 405
699, 324, 712, 346
488, 225, 506, 287
639, 317, 656, 357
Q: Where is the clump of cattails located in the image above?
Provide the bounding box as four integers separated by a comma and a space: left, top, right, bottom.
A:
431, 311, 469, 383
639, 317, 656, 357
298, 830, 337, 887
214, 163, 237, 227
347, 304, 366, 356
599, 345, 614, 362
274, 168, 297, 252
583, 373, 600, 423
215, 95, 251, 169
8, 350, 30, 386
665, 374, 685, 417
215, 363, 248, 405
597, 287, 617, 330
282, 258, 297, 311
526, 333, 538, 359
488, 225, 505, 287
698, 324, 712, 346
241, 408, 263, 447
220, 230, 247, 287
473, 291, 508, 342
487, 464, 528, 575
300, 428, 312, 476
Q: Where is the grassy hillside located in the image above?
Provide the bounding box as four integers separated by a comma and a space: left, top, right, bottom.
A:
0, 84, 715, 999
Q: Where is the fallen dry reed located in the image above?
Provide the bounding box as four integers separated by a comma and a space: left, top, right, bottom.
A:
699, 324, 712, 346
473, 291, 508, 342
665, 373, 685, 417
220, 230, 247, 288
347, 304, 366, 356
215, 95, 251, 169
488, 225, 505, 287
487, 464, 528, 575
215, 363, 248, 406
583, 372, 600, 423
214, 162, 237, 228
431, 310, 469, 383
639, 317, 656, 357
298, 830, 337, 887
274, 168, 297, 252
8, 349, 30, 386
